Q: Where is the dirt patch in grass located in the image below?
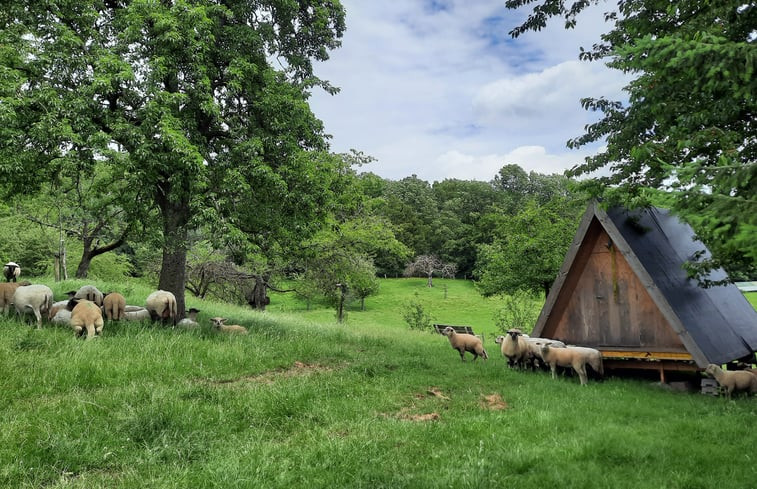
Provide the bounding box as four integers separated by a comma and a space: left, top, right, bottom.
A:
207, 361, 336, 385
480, 393, 508, 410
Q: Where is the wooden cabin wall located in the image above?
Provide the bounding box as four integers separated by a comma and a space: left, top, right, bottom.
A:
544, 220, 685, 351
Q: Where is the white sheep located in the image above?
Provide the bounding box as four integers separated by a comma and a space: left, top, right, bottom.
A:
0, 280, 31, 314
704, 364, 757, 399
102, 292, 126, 320
123, 305, 151, 322
177, 308, 201, 329
12, 284, 54, 328
68, 299, 104, 339
145, 290, 178, 326
541, 344, 604, 385
442, 326, 488, 362
523, 337, 566, 368
70, 285, 104, 307
210, 317, 248, 334
51, 308, 72, 325
495, 329, 532, 369
3, 262, 21, 282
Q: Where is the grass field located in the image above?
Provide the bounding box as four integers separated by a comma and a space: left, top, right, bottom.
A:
1, 278, 756, 488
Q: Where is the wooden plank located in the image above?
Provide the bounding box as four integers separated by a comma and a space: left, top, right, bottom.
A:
599, 350, 693, 361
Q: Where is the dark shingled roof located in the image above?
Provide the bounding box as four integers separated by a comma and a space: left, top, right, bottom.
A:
605, 205, 757, 365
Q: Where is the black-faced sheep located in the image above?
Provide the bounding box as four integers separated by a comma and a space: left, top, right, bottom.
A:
3, 262, 20, 282
12, 284, 54, 328
70, 285, 104, 307
68, 298, 104, 339
177, 308, 200, 329
145, 290, 178, 326
0, 280, 31, 314
443, 326, 488, 362
541, 344, 603, 385
210, 316, 248, 334
704, 364, 757, 399
102, 292, 126, 320
495, 329, 532, 369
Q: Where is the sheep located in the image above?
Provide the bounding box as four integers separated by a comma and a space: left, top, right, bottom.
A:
102, 292, 126, 321
177, 308, 201, 329
145, 290, 177, 326
12, 284, 54, 328
68, 298, 104, 339
123, 305, 151, 322
0, 280, 31, 314
70, 285, 104, 307
541, 344, 604, 385
495, 329, 532, 369
442, 326, 487, 362
704, 364, 757, 399
210, 317, 248, 334
3, 262, 20, 282
48, 300, 72, 320
524, 337, 566, 368
51, 308, 72, 325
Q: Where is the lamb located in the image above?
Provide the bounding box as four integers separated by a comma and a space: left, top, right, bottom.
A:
123, 305, 151, 322
210, 317, 248, 334
12, 284, 54, 328
442, 326, 487, 362
145, 290, 178, 326
70, 285, 104, 307
524, 337, 566, 368
102, 292, 126, 320
3, 262, 20, 282
68, 298, 104, 339
495, 329, 532, 369
177, 308, 201, 329
0, 280, 31, 314
541, 344, 604, 385
704, 364, 757, 399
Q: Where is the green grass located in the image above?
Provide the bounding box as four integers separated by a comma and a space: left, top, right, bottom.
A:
1, 278, 756, 488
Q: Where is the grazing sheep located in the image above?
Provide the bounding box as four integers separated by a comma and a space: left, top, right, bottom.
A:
3, 262, 20, 282
704, 364, 757, 399
48, 300, 72, 320
495, 329, 532, 369
123, 305, 151, 322
12, 284, 54, 328
68, 298, 104, 339
177, 308, 201, 330
102, 292, 126, 321
541, 344, 603, 385
69, 285, 104, 307
145, 290, 178, 326
0, 280, 31, 314
210, 317, 248, 334
443, 326, 487, 362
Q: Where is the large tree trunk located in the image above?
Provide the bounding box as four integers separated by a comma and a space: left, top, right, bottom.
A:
156, 181, 190, 321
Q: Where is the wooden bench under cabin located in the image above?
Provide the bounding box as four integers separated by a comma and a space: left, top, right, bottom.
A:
433, 324, 484, 343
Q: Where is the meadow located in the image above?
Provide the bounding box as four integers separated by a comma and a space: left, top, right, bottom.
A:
1, 278, 756, 488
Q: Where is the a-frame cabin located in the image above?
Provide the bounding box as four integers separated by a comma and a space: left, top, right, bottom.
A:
532, 201, 757, 381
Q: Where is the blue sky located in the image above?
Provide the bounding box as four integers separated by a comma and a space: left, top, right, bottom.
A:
308, 0, 629, 183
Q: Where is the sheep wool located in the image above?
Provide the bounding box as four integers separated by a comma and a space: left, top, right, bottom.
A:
443, 326, 488, 362
497, 329, 531, 369
541, 344, 603, 386
0, 281, 31, 314
102, 292, 126, 320
12, 284, 54, 328
704, 364, 757, 399
69, 299, 105, 339
3, 262, 21, 282
74, 285, 104, 307
145, 290, 178, 326
210, 317, 248, 334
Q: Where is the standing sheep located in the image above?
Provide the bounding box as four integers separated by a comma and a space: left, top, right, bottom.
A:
210, 317, 248, 334
68, 299, 104, 339
540, 344, 603, 385
12, 284, 54, 328
3, 262, 20, 282
102, 292, 126, 321
0, 281, 31, 314
704, 364, 757, 399
145, 290, 178, 326
70, 285, 104, 307
442, 326, 488, 362
495, 329, 532, 369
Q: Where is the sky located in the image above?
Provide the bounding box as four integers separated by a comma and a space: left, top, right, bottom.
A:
308, 0, 630, 183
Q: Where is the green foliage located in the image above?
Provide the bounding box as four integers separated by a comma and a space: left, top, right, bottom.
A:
401, 293, 433, 331
492, 289, 543, 335
0, 210, 56, 276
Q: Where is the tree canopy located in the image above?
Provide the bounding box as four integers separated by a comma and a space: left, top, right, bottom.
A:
506, 0, 757, 280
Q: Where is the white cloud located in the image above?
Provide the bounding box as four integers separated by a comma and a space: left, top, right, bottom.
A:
309, 0, 629, 182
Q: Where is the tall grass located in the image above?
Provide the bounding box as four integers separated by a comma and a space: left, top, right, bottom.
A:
1, 278, 756, 488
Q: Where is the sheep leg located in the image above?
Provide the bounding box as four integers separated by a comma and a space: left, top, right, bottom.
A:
550, 363, 557, 380
576, 364, 588, 385
33, 308, 42, 329
85, 323, 96, 340
458, 348, 466, 362
73, 325, 85, 337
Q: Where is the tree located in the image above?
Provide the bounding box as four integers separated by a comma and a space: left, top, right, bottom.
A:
475, 197, 582, 297
0, 1, 346, 317
404, 255, 457, 287
505, 0, 757, 281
